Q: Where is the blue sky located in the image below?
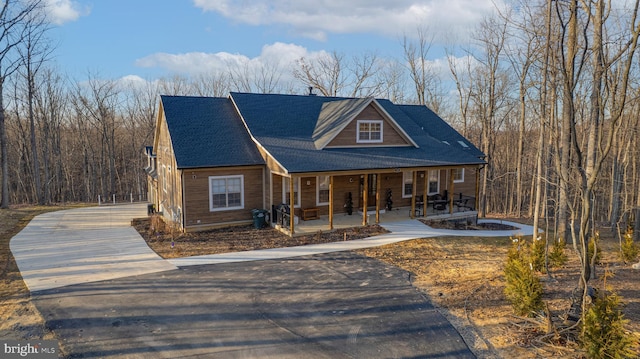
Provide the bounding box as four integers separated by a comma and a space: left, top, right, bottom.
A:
46, 0, 503, 84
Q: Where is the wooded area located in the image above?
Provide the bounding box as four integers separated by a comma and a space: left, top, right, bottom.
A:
0, 0, 639, 249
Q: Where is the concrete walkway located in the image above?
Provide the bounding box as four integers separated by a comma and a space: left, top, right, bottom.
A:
10, 204, 177, 292
11, 204, 535, 291
169, 218, 534, 267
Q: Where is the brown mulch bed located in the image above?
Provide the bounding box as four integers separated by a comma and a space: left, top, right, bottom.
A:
132, 216, 389, 259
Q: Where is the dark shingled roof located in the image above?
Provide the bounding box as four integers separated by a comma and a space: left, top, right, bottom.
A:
160, 95, 264, 169
229, 92, 485, 173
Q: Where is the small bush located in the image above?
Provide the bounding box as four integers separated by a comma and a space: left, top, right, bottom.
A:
504, 238, 544, 317
530, 236, 546, 272
148, 214, 167, 236
549, 237, 568, 268
581, 287, 637, 358
620, 227, 638, 263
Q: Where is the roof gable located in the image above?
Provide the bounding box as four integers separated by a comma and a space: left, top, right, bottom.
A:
312, 98, 417, 149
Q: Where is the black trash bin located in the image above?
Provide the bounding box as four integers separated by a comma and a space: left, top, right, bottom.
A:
147, 204, 155, 215
251, 209, 268, 229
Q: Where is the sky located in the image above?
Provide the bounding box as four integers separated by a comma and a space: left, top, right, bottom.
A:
45, 0, 504, 89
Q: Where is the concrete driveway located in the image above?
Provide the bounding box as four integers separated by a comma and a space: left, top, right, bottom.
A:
10, 204, 176, 292
8, 204, 537, 358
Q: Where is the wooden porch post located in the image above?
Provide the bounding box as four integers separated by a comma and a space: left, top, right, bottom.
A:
329, 175, 334, 230
449, 169, 454, 214
290, 176, 295, 235
375, 173, 381, 223
411, 171, 417, 218
475, 166, 481, 213
423, 170, 428, 217
362, 175, 368, 226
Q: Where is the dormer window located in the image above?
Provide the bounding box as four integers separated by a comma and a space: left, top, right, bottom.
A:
357, 120, 383, 143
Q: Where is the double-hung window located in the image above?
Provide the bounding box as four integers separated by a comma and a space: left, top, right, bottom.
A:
452, 168, 464, 183
428, 170, 440, 195
317, 176, 330, 205
403, 171, 413, 198
209, 175, 244, 211
357, 120, 383, 143
283, 177, 301, 207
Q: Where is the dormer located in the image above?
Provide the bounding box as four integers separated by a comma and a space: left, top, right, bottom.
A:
312, 98, 417, 149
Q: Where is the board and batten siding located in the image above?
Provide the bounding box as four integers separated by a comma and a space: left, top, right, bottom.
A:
326, 105, 410, 148
182, 166, 264, 231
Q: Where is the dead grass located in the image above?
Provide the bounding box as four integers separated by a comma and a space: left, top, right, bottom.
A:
359, 227, 640, 359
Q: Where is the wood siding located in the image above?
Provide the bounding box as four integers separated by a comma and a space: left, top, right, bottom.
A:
326, 104, 410, 147
155, 115, 183, 225
182, 166, 264, 231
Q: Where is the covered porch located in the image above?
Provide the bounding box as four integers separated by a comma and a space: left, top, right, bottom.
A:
280, 207, 478, 237
269, 166, 480, 237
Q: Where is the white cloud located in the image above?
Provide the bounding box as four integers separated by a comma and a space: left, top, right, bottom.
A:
192, 0, 503, 42
135, 42, 317, 76
44, 0, 89, 25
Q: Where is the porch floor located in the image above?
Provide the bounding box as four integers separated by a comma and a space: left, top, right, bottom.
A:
274, 206, 478, 236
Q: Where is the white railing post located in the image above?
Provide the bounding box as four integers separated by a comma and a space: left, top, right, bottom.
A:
98, 195, 101, 206
112, 194, 116, 204
130, 193, 133, 203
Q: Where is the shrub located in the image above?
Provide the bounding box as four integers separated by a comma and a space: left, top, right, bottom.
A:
530, 236, 546, 272
549, 237, 568, 268
619, 227, 638, 263
581, 287, 637, 358
504, 238, 544, 317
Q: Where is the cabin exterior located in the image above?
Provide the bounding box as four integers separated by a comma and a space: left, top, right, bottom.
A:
145, 92, 486, 236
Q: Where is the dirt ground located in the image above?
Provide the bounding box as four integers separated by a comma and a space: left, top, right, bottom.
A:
2, 209, 639, 359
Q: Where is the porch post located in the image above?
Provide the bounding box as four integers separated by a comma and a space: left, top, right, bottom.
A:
329, 175, 334, 230
411, 171, 418, 218
475, 166, 481, 213
375, 173, 381, 223
290, 176, 295, 235
423, 170, 428, 217
362, 174, 368, 226
449, 169, 454, 214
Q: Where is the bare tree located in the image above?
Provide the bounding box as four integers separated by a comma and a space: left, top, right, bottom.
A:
293, 51, 382, 97
17, 3, 53, 204
0, 0, 41, 208
402, 27, 442, 108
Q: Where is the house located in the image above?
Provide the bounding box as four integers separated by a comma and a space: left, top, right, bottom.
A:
145, 92, 486, 236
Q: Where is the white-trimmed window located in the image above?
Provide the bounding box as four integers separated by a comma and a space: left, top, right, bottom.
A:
209, 175, 244, 212
428, 170, 440, 195
317, 176, 330, 205
402, 171, 413, 198
283, 177, 301, 207
357, 120, 383, 143
452, 168, 465, 183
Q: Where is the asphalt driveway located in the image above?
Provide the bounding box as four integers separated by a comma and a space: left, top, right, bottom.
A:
34, 252, 475, 358
8, 204, 518, 358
